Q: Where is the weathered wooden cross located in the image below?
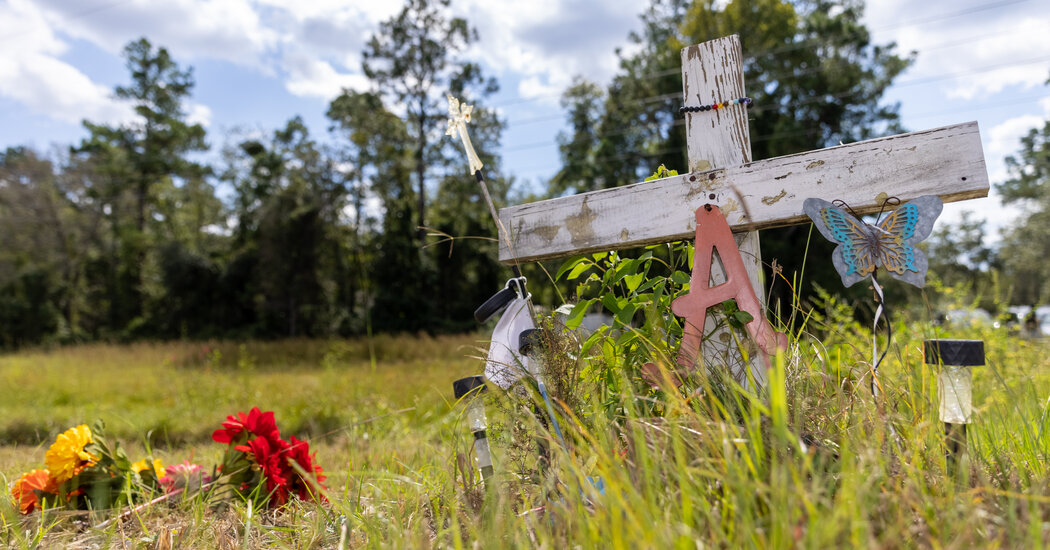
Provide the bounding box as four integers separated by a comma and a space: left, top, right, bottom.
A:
498, 35, 989, 388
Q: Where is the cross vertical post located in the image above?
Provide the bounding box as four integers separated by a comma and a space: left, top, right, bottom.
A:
680, 36, 768, 386
497, 34, 990, 392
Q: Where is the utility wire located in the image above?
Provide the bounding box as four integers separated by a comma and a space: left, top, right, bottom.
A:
502, 34, 1048, 131
502, 37, 1049, 131
501, 54, 1050, 153
508, 93, 1050, 176
487, 0, 1034, 110
870, 0, 1029, 33
34, 85, 1046, 189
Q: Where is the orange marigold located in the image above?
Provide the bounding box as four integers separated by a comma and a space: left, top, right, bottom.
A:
10, 469, 57, 514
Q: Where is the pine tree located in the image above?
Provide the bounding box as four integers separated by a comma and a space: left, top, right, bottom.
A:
73, 38, 209, 333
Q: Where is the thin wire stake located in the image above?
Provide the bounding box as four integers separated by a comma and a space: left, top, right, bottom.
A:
446, 96, 571, 475
870, 274, 891, 400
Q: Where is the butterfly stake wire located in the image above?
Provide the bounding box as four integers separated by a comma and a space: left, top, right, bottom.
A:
803, 195, 934, 404
866, 197, 907, 402
870, 273, 890, 400
825, 199, 894, 401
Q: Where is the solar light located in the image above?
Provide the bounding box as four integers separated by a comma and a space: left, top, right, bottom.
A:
453, 375, 493, 482
924, 339, 984, 471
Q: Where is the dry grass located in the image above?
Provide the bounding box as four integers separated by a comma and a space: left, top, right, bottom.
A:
2, 319, 1050, 548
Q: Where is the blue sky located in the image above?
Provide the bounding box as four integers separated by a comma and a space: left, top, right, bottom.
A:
1, 0, 1048, 241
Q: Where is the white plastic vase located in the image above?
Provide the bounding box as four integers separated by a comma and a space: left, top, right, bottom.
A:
484, 297, 533, 389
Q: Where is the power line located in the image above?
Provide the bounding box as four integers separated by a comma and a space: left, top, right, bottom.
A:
870, 0, 1030, 33
507, 93, 1050, 176
499, 52, 1050, 152
732, 0, 1033, 63
907, 93, 1050, 121
500, 29, 1049, 130
487, 0, 1033, 110
13, 91, 1046, 193
895, 55, 1050, 88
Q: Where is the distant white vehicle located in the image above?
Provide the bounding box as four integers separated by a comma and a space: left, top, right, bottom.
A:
941, 308, 996, 328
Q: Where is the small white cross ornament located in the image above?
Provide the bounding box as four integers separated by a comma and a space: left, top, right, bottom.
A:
446, 95, 484, 174
497, 35, 990, 388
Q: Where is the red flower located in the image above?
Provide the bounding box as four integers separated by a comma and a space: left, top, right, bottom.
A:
285, 436, 327, 501
235, 435, 290, 505
212, 407, 280, 444
213, 408, 328, 508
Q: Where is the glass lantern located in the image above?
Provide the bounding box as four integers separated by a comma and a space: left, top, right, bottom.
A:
924, 339, 984, 472
924, 339, 985, 424
453, 375, 493, 482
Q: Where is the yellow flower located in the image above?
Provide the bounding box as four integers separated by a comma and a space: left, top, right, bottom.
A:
45, 425, 98, 483
132, 458, 166, 478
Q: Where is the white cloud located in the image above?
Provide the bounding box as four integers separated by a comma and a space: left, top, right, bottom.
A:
985, 112, 1046, 182
0, 53, 134, 125
457, 0, 640, 101
281, 51, 369, 100
940, 105, 1050, 242
186, 103, 213, 127
0, 0, 646, 125
32, 0, 279, 68
253, 0, 399, 24
866, 2, 1050, 101
0, 0, 133, 125
940, 18, 1050, 100
863, 0, 1050, 241
517, 76, 563, 103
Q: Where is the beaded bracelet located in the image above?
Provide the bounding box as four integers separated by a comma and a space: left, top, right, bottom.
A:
679, 97, 752, 115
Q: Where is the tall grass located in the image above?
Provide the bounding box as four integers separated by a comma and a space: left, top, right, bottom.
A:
2, 303, 1050, 547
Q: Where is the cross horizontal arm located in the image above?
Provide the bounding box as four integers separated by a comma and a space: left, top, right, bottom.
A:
498, 121, 988, 264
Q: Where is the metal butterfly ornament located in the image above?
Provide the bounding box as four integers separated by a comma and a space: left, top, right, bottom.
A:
803, 195, 943, 288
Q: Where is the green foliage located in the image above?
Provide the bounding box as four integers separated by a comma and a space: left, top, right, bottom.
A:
551, 0, 913, 319
998, 112, 1050, 204
557, 246, 686, 416
73, 38, 209, 331
330, 0, 508, 333
0, 270, 60, 349
555, 242, 771, 414
549, 78, 606, 196
362, 0, 496, 241
643, 164, 678, 181
996, 95, 1050, 306
0, 148, 93, 344
921, 211, 1004, 312
0, 0, 515, 346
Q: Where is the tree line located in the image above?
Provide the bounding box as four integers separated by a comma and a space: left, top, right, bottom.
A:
0, 0, 513, 347
3, 0, 1043, 349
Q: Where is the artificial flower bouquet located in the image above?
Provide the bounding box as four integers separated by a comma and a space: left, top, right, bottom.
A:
211, 407, 327, 508
10, 421, 164, 514
9, 408, 326, 516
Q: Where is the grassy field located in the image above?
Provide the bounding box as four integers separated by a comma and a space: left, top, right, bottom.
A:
0, 335, 483, 547
2, 317, 1050, 548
